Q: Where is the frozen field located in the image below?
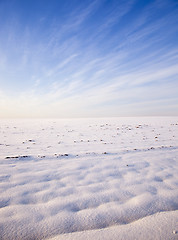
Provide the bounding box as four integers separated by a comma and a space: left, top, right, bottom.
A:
0, 117, 178, 239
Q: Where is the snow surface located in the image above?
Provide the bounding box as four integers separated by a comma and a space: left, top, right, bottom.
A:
48, 210, 178, 240
0, 117, 178, 239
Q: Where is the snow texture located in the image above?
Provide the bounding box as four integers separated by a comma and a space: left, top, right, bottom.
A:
0, 117, 178, 239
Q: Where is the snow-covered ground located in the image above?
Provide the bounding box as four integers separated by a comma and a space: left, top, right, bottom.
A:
0, 117, 178, 240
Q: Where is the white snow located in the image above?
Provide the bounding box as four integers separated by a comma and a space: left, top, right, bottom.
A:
0, 117, 178, 239
48, 210, 178, 240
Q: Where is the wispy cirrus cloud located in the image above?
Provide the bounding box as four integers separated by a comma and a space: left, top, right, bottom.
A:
0, 0, 178, 117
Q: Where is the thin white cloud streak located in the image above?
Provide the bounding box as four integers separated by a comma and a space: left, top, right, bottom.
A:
91, 0, 136, 37
44, 0, 100, 53
46, 54, 78, 77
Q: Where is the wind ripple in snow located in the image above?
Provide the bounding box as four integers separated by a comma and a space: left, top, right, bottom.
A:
0, 117, 178, 239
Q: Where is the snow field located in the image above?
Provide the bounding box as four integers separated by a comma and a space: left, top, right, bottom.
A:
0, 117, 178, 239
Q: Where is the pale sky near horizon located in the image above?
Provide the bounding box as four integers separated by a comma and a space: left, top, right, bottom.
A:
0, 0, 178, 118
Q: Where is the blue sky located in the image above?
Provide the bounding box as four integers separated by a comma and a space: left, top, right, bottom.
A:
0, 0, 178, 118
